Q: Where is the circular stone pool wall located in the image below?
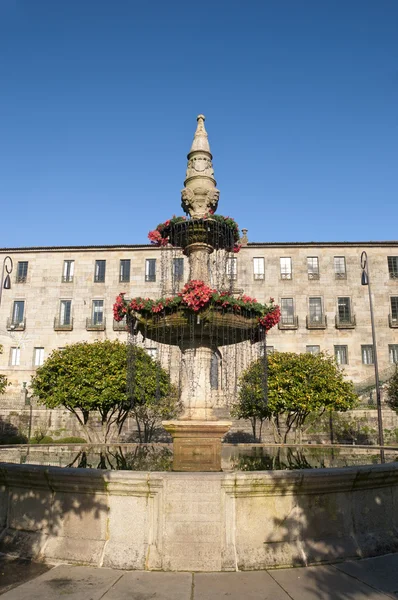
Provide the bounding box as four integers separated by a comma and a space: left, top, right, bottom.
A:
1, 462, 398, 571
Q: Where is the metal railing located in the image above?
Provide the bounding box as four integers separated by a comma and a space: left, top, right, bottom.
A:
389, 314, 398, 328
54, 317, 73, 331
6, 317, 26, 331
278, 315, 299, 330
335, 272, 347, 280
86, 317, 106, 331
280, 273, 292, 280
306, 314, 327, 329
335, 314, 356, 329
113, 318, 128, 331
308, 272, 319, 280
61, 275, 74, 283
15, 275, 27, 283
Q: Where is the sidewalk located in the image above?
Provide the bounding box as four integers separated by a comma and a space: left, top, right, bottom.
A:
1, 554, 398, 599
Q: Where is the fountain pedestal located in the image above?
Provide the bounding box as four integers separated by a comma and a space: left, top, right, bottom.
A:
162, 420, 231, 471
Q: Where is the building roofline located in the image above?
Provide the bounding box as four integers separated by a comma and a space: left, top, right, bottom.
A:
248, 241, 398, 248
0, 240, 398, 253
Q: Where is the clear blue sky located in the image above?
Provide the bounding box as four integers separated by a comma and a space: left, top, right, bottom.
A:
0, 0, 397, 247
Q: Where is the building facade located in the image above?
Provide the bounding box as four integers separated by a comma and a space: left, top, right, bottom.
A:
1, 240, 398, 399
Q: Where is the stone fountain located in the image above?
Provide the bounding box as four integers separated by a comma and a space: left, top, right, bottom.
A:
116, 114, 276, 471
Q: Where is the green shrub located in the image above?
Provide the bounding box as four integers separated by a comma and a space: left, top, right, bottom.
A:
54, 436, 87, 444
29, 435, 54, 444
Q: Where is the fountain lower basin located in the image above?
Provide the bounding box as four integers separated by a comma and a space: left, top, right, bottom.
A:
1, 449, 398, 571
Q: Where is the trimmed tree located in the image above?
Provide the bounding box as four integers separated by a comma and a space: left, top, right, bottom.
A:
232, 351, 358, 442
31, 340, 174, 443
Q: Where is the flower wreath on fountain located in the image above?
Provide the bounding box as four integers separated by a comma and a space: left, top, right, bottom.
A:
148, 212, 242, 253
114, 280, 280, 333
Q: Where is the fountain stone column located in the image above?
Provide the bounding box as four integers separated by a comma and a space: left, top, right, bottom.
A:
163, 115, 231, 471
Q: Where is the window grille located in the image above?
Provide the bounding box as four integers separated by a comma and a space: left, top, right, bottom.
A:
94, 260, 106, 282
389, 345, 398, 364
12, 301, 25, 324
119, 260, 131, 283
388, 256, 398, 279
16, 261, 28, 283
307, 257, 319, 279
10, 347, 20, 366
226, 257, 237, 280
92, 300, 104, 325
334, 345, 348, 365
306, 345, 320, 355
62, 260, 74, 283
59, 300, 72, 325
281, 298, 295, 324
34, 348, 44, 367
334, 256, 346, 279
309, 297, 323, 323
391, 297, 398, 321
361, 345, 374, 365
253, 258, 265, 280
145, 259, 156, 282
337, 297, 351, 323
173, 258, 184, 282
280, 257, 292, 279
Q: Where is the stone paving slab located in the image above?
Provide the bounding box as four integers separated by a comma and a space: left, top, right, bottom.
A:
0, 564, 123, 600
269, 564, 394, 600
194, 571, 291, 599
102, 571, 192, 599
335, 554, 398, 598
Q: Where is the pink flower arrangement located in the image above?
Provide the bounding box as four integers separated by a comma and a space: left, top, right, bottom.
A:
179, 280, 215, 312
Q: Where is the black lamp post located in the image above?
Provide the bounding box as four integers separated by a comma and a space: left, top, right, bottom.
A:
0, 256, 13, 307
361, 251, 385, 463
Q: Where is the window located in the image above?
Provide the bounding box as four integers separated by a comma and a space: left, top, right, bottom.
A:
146, 348, 158, 360
145, 259, 156, 282
94, 260, 106, 283
226, 257, 237, 280
253, 258, 265, 280
34, 348, 44, 367
12, 300, 25, 325
210, 352, 220, 390
10, 347, 20, 366
59, 300, 72, 326
281, 298, 295, 324
92, 300, 104, 325
280, 257, 292, 279
62, 260, 74, 283
337, 297, 352, 323
119, 260, 131, 283
362, 345, 374, 365
391, 297, 398, 322
307, 257, 319, 279
335, 345, 348, 365
334, 256, 346, 279
16, 261, 28, 283
309, 297, 323, 323
306, 345, 320, 355
173, 258, 184, 282
389, 345, 398, 364
388, 256, 398, 279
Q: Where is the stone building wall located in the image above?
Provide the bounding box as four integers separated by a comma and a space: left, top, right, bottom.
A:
0, 241, 397, 399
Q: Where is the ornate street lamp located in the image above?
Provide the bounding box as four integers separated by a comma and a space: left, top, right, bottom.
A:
0, 256, 13, 307
361, 251, 385, 463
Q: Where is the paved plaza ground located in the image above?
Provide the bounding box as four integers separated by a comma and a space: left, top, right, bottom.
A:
0, 553, 398, 599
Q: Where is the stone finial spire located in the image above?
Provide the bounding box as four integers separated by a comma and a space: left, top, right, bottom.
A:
189, 114, 211, 153
181, 115, 220, 218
